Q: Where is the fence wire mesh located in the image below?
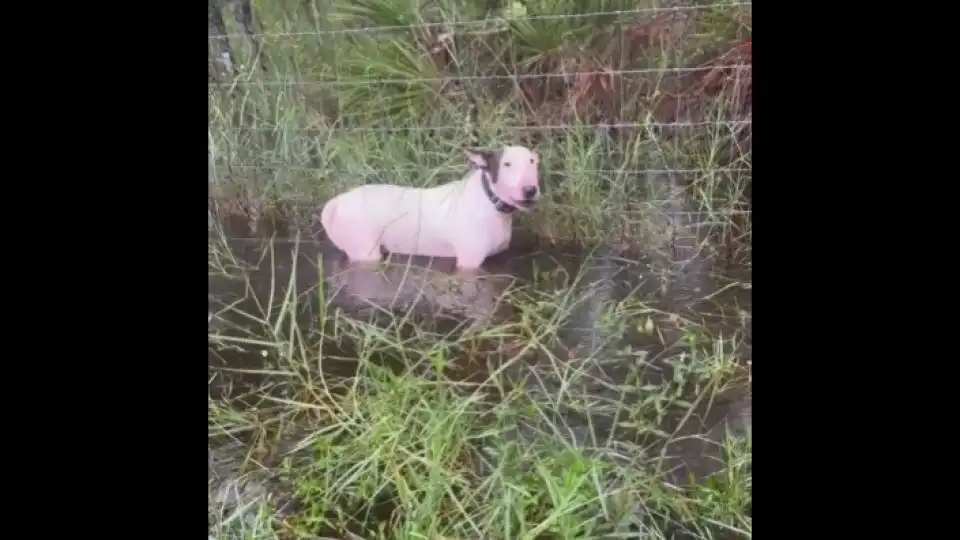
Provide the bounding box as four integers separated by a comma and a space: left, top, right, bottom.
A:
208, 0, 752, 249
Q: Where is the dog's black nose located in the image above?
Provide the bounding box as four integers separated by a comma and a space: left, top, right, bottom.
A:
522, 186, 539, 199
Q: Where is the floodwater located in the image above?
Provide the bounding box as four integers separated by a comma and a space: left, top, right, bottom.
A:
208, 208, 752, 538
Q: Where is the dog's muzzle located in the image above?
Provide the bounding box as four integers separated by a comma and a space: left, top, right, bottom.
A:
514, 198, 536, 209
513, 185, 540, 209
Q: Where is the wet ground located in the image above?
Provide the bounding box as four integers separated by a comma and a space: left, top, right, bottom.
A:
208, 207, 752, 537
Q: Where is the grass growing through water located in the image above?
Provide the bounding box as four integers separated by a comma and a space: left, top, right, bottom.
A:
208, 232, 751, 538
209, 0, 751, 537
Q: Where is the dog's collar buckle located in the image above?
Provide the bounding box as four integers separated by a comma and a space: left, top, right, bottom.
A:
481, 171, 516, 214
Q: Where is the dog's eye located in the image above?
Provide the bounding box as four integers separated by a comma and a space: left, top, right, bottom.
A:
530, 158, 535, 164
503, 162, 511, 167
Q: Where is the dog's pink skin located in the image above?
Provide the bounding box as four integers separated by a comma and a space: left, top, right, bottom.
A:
320, 145, 540, 270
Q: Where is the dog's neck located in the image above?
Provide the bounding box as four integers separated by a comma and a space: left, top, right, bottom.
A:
479, 170, 516, 214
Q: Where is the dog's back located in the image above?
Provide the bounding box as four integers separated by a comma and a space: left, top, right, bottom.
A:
321, 182, 464, 260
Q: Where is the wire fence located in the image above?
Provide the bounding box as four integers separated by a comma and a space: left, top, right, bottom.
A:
207, 65, 751, 88
220, 164, 751, 175
208, 3, 752, 122
209, 2, 752, 199
208, 2, 751, 40
210, 121, 751, 135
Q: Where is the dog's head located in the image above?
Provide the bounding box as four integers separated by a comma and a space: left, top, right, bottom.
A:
465, 145, 541, 212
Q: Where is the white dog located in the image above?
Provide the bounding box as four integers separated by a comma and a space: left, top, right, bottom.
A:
319, 145, 541, 271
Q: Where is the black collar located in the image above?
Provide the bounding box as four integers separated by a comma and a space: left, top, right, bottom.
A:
481, 171, 516, 214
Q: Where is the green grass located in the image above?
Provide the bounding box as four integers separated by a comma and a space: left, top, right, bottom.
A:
208, 242, 752, 539
208, 0, 752, 538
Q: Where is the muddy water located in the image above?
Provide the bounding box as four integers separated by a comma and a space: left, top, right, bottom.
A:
208, 213, 751, 535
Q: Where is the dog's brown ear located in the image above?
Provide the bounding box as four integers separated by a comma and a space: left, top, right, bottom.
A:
464, 148, 494, 169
